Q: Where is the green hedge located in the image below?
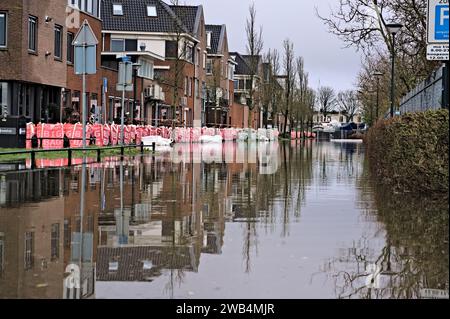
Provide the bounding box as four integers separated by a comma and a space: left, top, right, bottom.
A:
366, 109, 449, 196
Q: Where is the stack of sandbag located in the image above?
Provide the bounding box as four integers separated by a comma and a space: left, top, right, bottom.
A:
190, 127, 202, 143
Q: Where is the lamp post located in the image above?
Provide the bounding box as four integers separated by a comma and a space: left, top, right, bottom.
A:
372, 71, 384, 120
386, 23, 403, 118
132, 63, 141, 125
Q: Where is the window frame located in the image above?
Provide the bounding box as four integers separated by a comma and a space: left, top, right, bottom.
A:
206, 31, 212, 49
113, 4, 123, 16
146, 5, 157, 17
28, 15, 38, 53
67, 32, 74, 64
51, 223, 60, 261
0, 12, 7, 49
24, 231, 34, 270
111, 38, 125, 52
54, 24, 63, 60
206, 58, 213, 75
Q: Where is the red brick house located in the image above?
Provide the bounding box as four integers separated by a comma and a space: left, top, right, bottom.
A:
101, 0, 207, 127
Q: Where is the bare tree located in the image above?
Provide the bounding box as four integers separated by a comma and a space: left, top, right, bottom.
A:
205, 57, 223, 131
261, 49, 284, 128
245, 3, 264, 130
156, 0, 190, 129
317, 87, 336, 121
316, 0, 439, 98
337, 90, 360, 122
281, 39, 296, 136
271, 49, 282, 129
295, 57, 311, 135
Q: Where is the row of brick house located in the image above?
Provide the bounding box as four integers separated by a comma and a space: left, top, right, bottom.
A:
0, 0, 264, 129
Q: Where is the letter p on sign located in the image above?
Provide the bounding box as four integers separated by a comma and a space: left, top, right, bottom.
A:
436, 5, 449, 40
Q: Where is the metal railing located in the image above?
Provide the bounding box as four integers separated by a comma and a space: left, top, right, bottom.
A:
399, 65, 446, 114
0, 143, 157, 169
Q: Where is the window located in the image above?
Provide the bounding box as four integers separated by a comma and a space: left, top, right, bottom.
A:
147, 5, 157, 17
196, 48, 200, 66
68, 0, 99, 17
238, 79, 246, 90
184, 77, 188, 96
188, 78, 192, 97
111, 38, 124, 51
67, 32, 74, 63
142, 260, 153, 270
165, 41, 177, 58
24, 232, 34, 270
246, 79, 253, 90
51, 223, 60, 260
0, 12, 6, 48
206, 31, 212, 49
195, 79, 199, 98
228, 65, 234, 80
54, 25, 63, 59
138, 59, 154, 79
109, 261, 118, 272
110, 38, 138, 52
64, 219, 71, 248
203, 53, 206, 69
28, 16, 37, 52
185, 45, 193, 63
125, 39, 137, 51
113, 4, 123, 16
206, 59, 213, 75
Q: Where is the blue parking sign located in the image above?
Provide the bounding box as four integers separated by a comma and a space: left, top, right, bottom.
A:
435, 5, 449, 40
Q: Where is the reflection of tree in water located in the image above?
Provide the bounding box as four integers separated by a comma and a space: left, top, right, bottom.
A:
163, 162, 189, 299
237, 142, 314, 272
325, 157, 449, 299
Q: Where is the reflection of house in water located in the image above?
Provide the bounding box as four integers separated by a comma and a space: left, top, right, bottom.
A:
0, 170, 65, 298
0, 168, 97, 299
96, 159, 203, 284
97, 245, 198, 282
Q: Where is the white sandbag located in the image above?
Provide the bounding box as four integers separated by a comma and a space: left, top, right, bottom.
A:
199, 135, 223, 143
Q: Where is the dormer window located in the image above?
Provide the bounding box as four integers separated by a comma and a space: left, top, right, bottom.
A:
147, 5, 157, 17
113, 4, 123, 16
206, 31, 212, 49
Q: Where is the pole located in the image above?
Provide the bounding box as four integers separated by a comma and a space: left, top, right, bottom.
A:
133, 68, 137, 125
102, 79, 106, 124
390, 33, 396, 118
155, 103, 159, 127
82, 43, 87, 149
121, 86, 125, 145
78, 156, 86, 299
376, 77, 380, 120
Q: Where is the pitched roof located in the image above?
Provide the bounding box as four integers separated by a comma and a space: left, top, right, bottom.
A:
230, 52, 250, 75
102, 0, 201, 35
205, 25, 223, 55
97, 246, 197, 282
169, 5, 199, 34
230, 52, 262, 75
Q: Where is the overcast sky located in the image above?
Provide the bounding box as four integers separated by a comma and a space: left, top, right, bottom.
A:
183, 0, 362, 92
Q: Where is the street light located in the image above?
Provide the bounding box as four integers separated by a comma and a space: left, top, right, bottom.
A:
386, 23, 403, 118
372, 71, 384, 120
132, 63, 141, 125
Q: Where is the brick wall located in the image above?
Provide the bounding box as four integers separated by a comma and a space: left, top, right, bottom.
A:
0, 0, 67, 87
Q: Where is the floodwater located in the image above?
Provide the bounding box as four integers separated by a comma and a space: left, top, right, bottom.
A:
0, 141, 448, 299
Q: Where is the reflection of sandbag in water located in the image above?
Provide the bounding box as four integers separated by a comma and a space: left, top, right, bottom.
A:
258, 142, 280, 175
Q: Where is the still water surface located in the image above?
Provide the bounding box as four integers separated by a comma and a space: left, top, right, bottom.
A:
0, 141, 448, 299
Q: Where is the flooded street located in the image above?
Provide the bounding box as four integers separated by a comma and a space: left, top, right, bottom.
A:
0, 141, 448, 299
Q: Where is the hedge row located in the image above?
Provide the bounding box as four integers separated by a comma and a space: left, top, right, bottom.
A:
366, 109, 449, 196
